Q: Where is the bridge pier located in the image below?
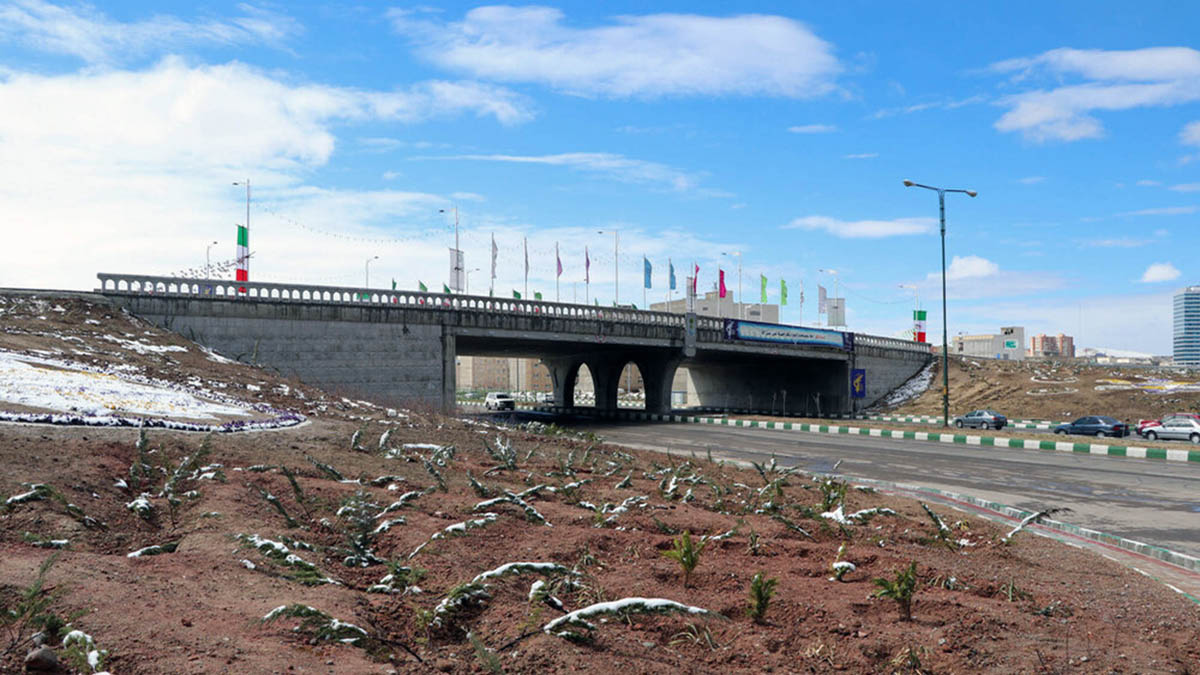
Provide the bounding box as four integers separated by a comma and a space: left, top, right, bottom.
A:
544, 352, 680, 415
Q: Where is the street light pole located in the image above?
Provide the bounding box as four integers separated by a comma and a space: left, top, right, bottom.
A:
722, 251, 742, 319
903, 179, 977, 428
365, 255, 379, 288
205, 240, 218, 278
818, 268, 839, 327
466, 267, 480, 295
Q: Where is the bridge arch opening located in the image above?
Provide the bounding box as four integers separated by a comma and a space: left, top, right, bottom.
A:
616, 362, 645, 411
572, 362, 595, 407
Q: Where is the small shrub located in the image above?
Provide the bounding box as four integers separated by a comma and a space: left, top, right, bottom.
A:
746, 571, 777, 624
873, 561, 919, 621
661, 531, 708, 587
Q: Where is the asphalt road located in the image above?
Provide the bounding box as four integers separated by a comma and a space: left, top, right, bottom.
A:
567, 419, 1200, 561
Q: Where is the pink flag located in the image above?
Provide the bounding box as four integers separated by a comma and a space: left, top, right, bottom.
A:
692, 263, 699, 293
719, 269, 727, 298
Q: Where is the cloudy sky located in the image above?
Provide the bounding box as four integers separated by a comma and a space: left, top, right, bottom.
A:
1, 1, 1197, 353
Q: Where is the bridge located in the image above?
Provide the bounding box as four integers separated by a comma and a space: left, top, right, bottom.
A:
97, 273, 931, 415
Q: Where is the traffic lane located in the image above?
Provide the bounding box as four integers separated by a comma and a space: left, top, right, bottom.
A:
577, 421, 1200, 560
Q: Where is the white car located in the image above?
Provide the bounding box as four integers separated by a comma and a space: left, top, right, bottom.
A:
484, 392, 515, 411
1141, 416, 1200, 443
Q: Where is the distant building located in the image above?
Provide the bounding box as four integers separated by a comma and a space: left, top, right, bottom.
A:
651, 291, 780, 323
1029, 333, 1076, 359
456, 356, 643, 394
1175, 286, 1200, 367
952, 326, 1025, 361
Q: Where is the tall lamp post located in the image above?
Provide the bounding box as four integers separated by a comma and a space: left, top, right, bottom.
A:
205, 240, 218, 278
903, 179, 977, 428
597, 229, 619, 305
721, 251, 742, 319
465, 267, 480, 295
365, 255, 379, 288
818, 268, 839, 327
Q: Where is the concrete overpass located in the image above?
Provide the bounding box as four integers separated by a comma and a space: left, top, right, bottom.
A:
97, 273, 931, 415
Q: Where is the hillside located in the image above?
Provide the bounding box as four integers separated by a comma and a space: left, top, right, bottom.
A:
883, 355, 1200, 423
1, 292, 1198, 673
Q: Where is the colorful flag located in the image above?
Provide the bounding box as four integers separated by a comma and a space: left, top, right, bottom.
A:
513, 289, 521, 299
719, 269, 727, 298
443, 283, 451, 294
535, 291, 543, 300
585, 246, 590, 283
235, 224, 249, 284
669, 259, 676, 290
556, 243, 562, 278
780, 279, 788, 306
692, 263, 699, 293
391, 278, 396, 290
913, 309, 928, 343
418, 281, 428, 292
523, 237, 529, 285
760, 274, 767, 303
818, 285, 828, 313
643, 257, 652, 289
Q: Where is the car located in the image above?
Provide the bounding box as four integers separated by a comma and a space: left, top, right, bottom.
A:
1141, 416, 1200, 443
952, 410, 1008, 430
535, 392, 553, 404
1138, 412, 1200, 437
1053, 416, 1129, 438
484, 392, 515, 411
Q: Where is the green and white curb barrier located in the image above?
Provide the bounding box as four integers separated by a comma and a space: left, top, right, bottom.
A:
832, 412, 1057, 430
565, 408, 1200, 465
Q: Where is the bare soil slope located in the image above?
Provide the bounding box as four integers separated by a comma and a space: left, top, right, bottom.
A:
1, 294, 1198, 673
885, 356, 1200, 423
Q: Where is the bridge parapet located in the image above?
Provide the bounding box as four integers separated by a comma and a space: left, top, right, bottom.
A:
96, 273, 685, 328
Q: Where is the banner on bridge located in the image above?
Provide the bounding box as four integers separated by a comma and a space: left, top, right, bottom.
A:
723, 319, 853, 351
851, 368, 866, 398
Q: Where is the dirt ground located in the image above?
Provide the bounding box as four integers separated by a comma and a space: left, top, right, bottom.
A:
887, 356, 1200, 424
2, 294, 1200, 673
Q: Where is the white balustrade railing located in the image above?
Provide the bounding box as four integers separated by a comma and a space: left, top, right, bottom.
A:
95, 272, 930, 355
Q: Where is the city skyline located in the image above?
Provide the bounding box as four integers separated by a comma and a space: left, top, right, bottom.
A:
1, 2, 1197, 353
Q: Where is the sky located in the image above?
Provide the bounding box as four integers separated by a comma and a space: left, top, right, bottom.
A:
1, 1, 1198, 354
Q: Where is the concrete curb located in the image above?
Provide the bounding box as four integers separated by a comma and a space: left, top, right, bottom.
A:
554, 408, 1200, 465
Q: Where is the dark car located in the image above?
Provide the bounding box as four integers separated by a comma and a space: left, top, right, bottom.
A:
952, 410, 1008, 430
1053, 416, 1129, 438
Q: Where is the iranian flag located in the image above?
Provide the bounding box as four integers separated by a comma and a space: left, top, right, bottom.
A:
236, 224, 249, 282
913, 309, 927, 343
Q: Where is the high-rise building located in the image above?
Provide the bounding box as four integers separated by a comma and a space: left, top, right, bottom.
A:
1029, 333, 1075, 358
952, 326, 1025, 361
1174, 286, 1200, 366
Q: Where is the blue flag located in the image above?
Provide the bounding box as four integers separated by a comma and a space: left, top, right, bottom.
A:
643, 257, 652, 289
669, 259, 676, 290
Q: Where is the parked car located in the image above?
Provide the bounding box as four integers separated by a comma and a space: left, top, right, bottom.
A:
1141, 416, 1200, 443
535, 392, 553, 404
952, 410, 1008, 430
484, 392, 515, 411
1138, 413, 1200, 437
1053, 416, 1129, 438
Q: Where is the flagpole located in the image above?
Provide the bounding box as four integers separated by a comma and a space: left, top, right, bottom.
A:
556, 242, 560, 302
523, 237, 528, 299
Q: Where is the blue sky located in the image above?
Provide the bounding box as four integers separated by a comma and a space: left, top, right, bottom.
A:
1, 2, 1197, 353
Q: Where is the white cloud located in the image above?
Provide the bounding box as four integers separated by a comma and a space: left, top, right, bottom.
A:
1085, 237, 1149, 248
784, 215, 934, 238
0, 58, 533, 291
944, 255, 1000, 281
1169, 182, 1200, 192
424, 152, 704, 192
1140, 262, 1181, 283
0, 0, 302, 63
390, 6, 841, 99
1115, 206, 1198, 217
870, 94, 987, 119
788, 124, 836, 134
842, 153, 878, 159
1136, 179, 1161, 186
1017, 176, 1045, 184
990, 47, 1200, 142
1184, 120, 1200, 145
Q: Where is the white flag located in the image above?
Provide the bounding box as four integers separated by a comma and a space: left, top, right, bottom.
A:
490, 233, 497, 280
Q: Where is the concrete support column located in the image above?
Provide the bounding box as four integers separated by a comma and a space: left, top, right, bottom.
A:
441, 329, 456, 414
543, 356, 584, 408
586, 355, 625, 414
638, 357, 681, 415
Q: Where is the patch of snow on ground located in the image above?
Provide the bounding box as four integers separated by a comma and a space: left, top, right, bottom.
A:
200, 345, 235, 364
877, 361, 935, 409
0, 351, 247, 420
101, 334, 188, 354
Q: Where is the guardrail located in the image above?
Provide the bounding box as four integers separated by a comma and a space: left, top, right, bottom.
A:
95, 272, 931, 355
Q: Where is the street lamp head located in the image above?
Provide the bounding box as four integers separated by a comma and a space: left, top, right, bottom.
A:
903, 179, 915, 187
965, 190, 978, 198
